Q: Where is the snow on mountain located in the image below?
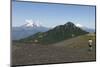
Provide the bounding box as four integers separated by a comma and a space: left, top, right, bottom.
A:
12, 19, 49, 40
75, 23, 95, 33
22, 19, 41, 28
75, 23, 83, 28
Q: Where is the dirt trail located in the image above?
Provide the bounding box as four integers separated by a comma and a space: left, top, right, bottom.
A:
12, 34, 96, 66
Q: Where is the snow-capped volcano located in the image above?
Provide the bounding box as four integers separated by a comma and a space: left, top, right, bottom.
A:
12, 19, 49, 40
22, 19, 41, 28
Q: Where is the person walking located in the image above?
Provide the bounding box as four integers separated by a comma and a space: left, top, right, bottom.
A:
88, 39, 93, 51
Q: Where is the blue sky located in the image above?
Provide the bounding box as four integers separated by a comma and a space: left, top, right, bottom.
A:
12, 1, 96, 29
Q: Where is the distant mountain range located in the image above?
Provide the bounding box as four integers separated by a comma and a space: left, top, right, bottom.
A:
18, 22, 89, 44
12, 20, 95, 41
81, 27, 95, 33
75, 23, 95, 33
12, 21, 49, 40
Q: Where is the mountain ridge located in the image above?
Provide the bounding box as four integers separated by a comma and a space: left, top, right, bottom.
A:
12, 21, 49, 40
19, 22, 89, 44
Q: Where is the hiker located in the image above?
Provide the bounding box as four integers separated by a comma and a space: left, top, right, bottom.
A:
88, 39, 93, 51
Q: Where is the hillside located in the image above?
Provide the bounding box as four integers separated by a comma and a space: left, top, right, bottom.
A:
12, 33, 96, 66
18, 22, 88, 44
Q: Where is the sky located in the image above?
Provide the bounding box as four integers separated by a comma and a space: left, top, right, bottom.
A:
12, 1, 96, 29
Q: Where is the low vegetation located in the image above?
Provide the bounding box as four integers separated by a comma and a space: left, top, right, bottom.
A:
16, 22, 88, 45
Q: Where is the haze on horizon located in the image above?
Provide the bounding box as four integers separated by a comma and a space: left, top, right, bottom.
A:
12, 1, 96, 29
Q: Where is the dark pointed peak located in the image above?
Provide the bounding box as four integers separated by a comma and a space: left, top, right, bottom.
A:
65, 21, 75, 25
64, 22, 76, 27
